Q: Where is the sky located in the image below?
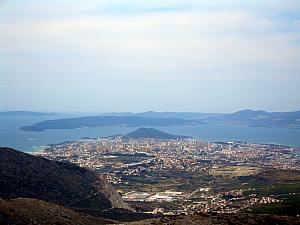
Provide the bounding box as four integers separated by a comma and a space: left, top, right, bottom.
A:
0, 0, 300, 113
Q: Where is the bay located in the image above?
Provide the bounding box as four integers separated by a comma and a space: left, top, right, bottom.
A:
0, 115, 300, 153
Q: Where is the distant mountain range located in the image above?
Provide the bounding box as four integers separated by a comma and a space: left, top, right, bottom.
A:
100, 111, 223, 120
201, 109, 300, 128
19, 109, 300, 131
0, 111, 56, 116
124, 128, 191, 140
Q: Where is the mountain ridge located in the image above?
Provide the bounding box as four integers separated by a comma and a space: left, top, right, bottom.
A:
0, 111, 56, 116
201, 109, 300, 128
100, 111, 222, 120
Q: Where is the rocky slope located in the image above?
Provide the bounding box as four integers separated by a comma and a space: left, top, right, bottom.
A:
0, 147, 131, 211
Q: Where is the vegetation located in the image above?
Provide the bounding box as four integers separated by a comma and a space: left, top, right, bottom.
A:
124, 213, 300, 225
244, 194, 300, 217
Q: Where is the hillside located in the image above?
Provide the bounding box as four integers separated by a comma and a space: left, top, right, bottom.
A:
0, 198, 114, 225
0, 147, 131, 211
20, 116, 197, 131
124, 128, 190, 139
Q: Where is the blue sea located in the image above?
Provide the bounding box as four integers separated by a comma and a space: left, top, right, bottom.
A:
1, 114, 300, 155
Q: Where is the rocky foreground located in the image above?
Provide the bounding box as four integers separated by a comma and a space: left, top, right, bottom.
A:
1, 199, 299, 225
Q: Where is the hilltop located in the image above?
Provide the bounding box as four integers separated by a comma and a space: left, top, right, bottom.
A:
124, 128, 190, 140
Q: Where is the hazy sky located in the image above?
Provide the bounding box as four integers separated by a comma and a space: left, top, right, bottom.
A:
1, 0, 300, 113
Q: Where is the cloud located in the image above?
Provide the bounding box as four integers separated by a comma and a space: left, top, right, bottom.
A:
0, 0, 300, 111
2, 9, 299, 72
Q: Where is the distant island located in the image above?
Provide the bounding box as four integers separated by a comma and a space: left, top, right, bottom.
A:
20, 116, 198, 132
124, 128, 191, 140
19, 109, 300, 131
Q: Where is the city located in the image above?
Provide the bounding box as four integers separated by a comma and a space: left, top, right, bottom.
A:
34, 137, 300, 215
